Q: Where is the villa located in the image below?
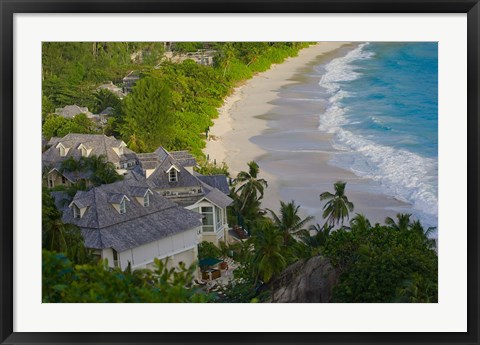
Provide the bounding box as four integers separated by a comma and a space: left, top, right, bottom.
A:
60, 172, 202, 271
45, 134, 233, 272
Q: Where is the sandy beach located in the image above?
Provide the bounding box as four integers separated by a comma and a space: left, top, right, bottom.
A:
204, 42, 412, 224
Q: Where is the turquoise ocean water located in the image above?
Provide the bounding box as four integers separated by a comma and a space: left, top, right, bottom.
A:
317, 42, 438, 228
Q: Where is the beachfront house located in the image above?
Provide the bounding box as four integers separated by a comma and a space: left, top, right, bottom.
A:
135, 147, 232, 245
42, 133, 137, 188
60, 174, 202, 271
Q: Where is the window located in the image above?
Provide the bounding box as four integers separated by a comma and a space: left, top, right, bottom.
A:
201, 206, 214, 232
113, 249, 119, 267
80, 146, 88, 157
61, 176, 66, 184
143, 193, 150, 207
119, 199, 126, 214
59, 145, 66, 157
73, 204, 81, 219
216, 207, 222, 229
169, 169, 177, 182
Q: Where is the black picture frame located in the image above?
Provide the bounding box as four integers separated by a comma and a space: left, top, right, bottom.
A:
1, 1, 479, 344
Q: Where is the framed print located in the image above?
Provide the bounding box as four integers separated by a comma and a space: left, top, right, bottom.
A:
1, 0, 479, 344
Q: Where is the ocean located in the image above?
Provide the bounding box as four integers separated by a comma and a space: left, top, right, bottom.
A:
252, 42, 438, 231
317, 42, 438, 229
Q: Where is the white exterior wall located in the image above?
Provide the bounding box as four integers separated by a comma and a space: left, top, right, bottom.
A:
187, 200, 229, 245
102, 248, 115, 267
115, 228, 199, 270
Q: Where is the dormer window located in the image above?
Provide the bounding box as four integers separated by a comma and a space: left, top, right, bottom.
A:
113, 141, 127, 157
109, 194, 130, 214
73, 204, 81, 218
119, 199, 126, 214
56, 143, 70, 157
78, 144, 91, 158
144, 193, 150, 207
169, 169, 177, 182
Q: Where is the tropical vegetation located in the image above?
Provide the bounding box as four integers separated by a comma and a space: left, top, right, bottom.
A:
42, 42, 438, 303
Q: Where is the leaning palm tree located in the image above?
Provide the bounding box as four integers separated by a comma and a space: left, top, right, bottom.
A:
320, 181, 354, 226
267, 200, 314, 245
234, 161, 268, 215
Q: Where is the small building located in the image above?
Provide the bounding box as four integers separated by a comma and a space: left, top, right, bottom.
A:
122, 71, 140, 95
96, 82, 125, 99
54, 105, 94, 119
61, 175, 202, 271
42, 134, 137, 188
161, 49, 216, 67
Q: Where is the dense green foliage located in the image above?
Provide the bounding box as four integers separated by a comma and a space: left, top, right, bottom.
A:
323, 213, 438, 303
194, 161, 230, 177
42, 42, 165, 109
267, 200, 314, 245
197, 241, 222, 260
43, 251, 210, 303
59, 155, 123, 186
42, 113, 98, 140
42, 189, 92, 264
120, 76, 176, 152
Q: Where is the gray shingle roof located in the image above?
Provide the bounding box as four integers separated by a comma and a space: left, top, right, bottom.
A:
198, 180, 233, 208
42, 134, 136, 168
63, 177, 201, 252
170, 150, 197, 167
55, 105, 92, 119
137, 153, 159, 170
129, 186, 150, 197
99, 107, 115, 115
146, 153, 202, 190
108, 193, 128, 204
196, 174, 231, 195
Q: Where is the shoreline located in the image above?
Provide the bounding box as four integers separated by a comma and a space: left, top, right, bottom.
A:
204, 42, 412, 224
204, 43, 350, 177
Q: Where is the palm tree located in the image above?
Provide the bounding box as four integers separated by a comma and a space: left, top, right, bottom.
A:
385, 213, 412, 231
42, 218, 90, 264
234, 161, 268, 216
267, 200, 314, 245
216, 43, 236, 77
297, 223, 333, 255
251, 221, 287, 285
385, 214, 437, 250
320, 181, 354, 226
349, 213, 372, 232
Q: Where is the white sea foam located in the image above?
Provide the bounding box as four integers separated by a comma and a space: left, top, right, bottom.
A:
317, 43, 438, 229
330, 129, 438, 228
